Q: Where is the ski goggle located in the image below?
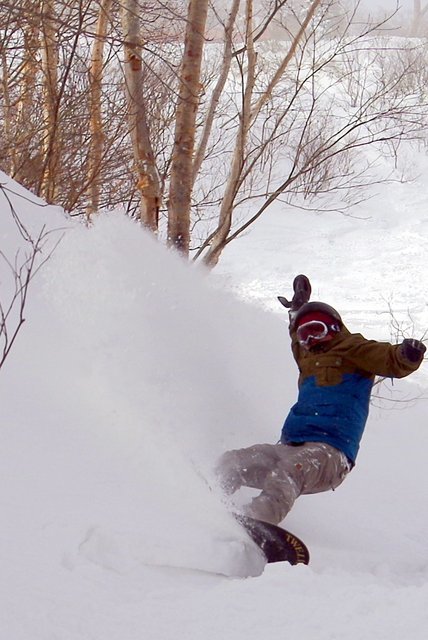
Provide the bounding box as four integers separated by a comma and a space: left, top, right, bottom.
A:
296, 320, 329, 345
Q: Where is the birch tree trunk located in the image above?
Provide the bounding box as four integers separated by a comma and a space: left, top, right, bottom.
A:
251, 0, 322, 121
202, 0, 322, 267
87, 0, 112, 219
120, 0, 160, 231
192, 0, 241, 183
39, 0, 59, 202
14, 14, 41, 183
202, 0, 256, 267
1, 50, 14, 176
167, 0, 209, 255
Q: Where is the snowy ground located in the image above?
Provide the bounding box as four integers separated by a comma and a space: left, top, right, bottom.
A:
1, 158, 428, 639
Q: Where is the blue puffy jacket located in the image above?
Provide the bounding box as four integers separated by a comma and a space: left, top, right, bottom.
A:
281, 326, 421, 464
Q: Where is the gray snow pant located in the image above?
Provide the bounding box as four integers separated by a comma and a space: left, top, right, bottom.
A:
216, 442, 351, 525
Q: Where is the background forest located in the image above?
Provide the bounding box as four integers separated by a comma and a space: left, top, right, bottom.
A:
2, 0, 428, 267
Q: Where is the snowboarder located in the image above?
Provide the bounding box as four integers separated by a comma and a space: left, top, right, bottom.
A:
217, 275, 426, 525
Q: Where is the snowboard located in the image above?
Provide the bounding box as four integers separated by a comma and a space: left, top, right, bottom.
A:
235, 514, 310, 565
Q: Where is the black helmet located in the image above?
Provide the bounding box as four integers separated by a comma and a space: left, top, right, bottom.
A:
293, 301, 343, 328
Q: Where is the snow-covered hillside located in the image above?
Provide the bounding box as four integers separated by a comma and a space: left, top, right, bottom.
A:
1, 164, 428, 639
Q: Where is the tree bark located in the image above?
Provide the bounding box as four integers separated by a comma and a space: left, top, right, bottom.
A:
87, 0, 113, 219
39, 0, 59, 202
9, 6, 41, 182
167, 0, 210, 255
1, 50, 14, 176
121, 0, 160, 231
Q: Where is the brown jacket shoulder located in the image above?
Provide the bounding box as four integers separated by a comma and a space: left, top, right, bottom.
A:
291, 325, 422, 385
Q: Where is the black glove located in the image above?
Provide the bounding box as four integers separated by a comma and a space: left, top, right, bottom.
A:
400, 338, 426, 363
278, 274, 311, 311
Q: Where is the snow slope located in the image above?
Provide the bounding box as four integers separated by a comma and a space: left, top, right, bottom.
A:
1, 166, 428, 639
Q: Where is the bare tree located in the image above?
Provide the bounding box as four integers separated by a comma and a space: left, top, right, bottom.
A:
167, 0, 210, 253
1, 0, 428, 268
1, 1, 41, 183
39, 0, 60, 201
192, 0, 427, 265
87, 0, 113, 218
200, 0, 323, 267
192, 0, 241, 182
0, 182, 59, 371
120, 0, 161, 231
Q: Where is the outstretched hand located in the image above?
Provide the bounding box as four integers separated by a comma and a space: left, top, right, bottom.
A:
278, 274, 311, 311
400, 338, 426, 364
